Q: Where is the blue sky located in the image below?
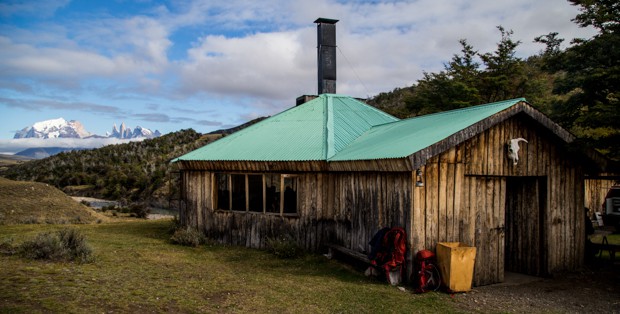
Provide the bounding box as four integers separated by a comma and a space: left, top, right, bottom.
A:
0, 0, 596, 148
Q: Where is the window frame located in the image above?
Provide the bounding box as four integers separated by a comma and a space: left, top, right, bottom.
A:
212, 172, 298, 216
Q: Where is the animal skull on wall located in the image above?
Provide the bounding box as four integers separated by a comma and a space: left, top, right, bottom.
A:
506, 138, 528, 166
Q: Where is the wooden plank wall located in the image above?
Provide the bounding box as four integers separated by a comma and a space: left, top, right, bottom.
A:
584, 177, 617, 215
180, 171, 412, 256
411, 114, 585, 285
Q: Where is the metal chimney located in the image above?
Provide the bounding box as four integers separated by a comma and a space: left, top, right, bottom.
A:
315, 18, 338, 94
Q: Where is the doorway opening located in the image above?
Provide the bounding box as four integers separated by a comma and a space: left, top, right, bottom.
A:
504, 176, 547, 277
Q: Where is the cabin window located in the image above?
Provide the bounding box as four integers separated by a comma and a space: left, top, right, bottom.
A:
265, 174, 281, 213
215, 173, 230, 210
213, 173, 296, 215
247, 174, 263, 212
231, 174, 246, 211
283, 175, 298, 214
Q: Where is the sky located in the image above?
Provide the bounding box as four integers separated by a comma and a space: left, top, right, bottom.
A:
0, 0, 597, 151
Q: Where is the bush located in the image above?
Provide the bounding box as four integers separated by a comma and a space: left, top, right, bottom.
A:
130, 204, 150, 219
265, 234, 303, 259
168, 216, 182, 234
19, 228, 94, 263
170, 227, 205, 247
0, 237, 16, 255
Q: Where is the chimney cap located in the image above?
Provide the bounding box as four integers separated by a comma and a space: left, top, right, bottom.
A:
314, 18, 339, 24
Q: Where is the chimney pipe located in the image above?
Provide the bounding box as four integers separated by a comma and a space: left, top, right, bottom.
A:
315, 18, 338, 94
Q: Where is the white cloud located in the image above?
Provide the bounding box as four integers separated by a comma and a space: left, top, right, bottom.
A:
0, 0, 599, 139
0, 138, 146, 155
179, 29, 315, 100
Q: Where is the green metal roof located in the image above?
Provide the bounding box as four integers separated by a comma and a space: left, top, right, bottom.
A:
174, 94, 398, 162
329, 98, 526, 161
174, 95, 526, 163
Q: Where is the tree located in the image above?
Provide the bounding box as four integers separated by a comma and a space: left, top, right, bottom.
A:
547, 0, 620, 159
405, 27, 534, 114
478, 26, 528, 103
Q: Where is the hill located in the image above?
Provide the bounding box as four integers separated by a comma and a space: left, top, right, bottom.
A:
15, 147, 87, 159
0, 177, 104, 224
0, 129, 220, 208
0, 154, 33, 167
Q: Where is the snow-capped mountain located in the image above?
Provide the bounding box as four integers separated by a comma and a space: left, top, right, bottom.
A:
14, 118, 161, 139
14, 118, 91, 139
109, 122, 161, 139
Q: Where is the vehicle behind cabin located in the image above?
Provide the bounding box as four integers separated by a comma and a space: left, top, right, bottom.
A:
602, 185, 620, 231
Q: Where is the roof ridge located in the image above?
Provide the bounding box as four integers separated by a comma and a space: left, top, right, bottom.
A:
401, 97, 528, 121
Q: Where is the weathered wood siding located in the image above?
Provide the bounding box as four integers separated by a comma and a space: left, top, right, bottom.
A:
584, 176, 617, 215
410, 114, 585, 286
180, 113, 585, 286
180, 171, 411, 254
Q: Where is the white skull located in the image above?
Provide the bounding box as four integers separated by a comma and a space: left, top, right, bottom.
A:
507, 138, 528, 166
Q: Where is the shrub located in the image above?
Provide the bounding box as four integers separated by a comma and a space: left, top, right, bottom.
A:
170, 227, 205, 247
19, 228, 94, 263
130, 204, 150, 219
168, 216, 182, 234
0, 237, 16, 255
265, 234, 303, 259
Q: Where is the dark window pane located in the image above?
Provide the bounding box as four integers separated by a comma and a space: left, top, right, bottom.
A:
215, 173, 229, 210
248, 175, 263, 212
231, 174, 246, 211
265, 174, 280, 213
283, 176, 297, 214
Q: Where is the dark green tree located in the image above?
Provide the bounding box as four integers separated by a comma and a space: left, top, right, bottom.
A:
546, 0, 620, 159
478, 26, 528, 103
405, 39, 482, 115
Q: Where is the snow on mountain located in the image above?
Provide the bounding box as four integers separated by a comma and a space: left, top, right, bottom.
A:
108, 122, 160, 139
14, 118, 91, 139
14, 118, 161, 140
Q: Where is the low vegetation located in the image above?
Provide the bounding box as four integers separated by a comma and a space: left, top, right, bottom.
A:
169, 227, 206, 247
0, 220, 457, 313
265, 234, 305, 259
12, 228, 94, 263
0, 177, 104, 225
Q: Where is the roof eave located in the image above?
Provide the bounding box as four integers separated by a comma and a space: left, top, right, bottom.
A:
406, 100, 577, 169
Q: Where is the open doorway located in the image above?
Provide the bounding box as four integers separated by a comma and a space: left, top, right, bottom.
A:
504, 177, 547, 276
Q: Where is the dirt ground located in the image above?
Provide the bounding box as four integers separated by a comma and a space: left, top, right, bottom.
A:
450, 262, 620, 313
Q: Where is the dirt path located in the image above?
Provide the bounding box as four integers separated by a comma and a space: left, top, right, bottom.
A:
451, 265, 620, 313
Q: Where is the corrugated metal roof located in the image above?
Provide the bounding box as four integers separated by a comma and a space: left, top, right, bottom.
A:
173, 94, 398, 162
328, 98, 526, 161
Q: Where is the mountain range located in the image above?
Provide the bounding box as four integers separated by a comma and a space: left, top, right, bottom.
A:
14, 118, 161, 140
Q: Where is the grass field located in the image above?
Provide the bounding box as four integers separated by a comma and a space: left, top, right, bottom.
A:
0, 220, 459, 313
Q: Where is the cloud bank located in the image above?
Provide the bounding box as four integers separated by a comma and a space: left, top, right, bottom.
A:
0, 138, 146, 155
0, 0, 598, 139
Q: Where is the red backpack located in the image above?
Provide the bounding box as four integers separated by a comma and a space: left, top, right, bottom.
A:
369, 227, 407, 285
413, 250, 441, 293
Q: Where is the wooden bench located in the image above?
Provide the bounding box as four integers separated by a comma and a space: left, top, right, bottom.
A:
325, 243, 371, 264
325, 243, 404, 285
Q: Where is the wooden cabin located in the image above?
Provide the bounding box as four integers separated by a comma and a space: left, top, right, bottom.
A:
174, 94, 597, 286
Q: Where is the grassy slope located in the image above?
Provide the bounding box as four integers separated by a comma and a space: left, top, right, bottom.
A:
0, 177, 105, 225
0, 220, 459, 313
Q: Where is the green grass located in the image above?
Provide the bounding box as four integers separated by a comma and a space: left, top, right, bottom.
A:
0, 220, 459, 313
590, 233, 620, 245
0, 177, 106, 225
